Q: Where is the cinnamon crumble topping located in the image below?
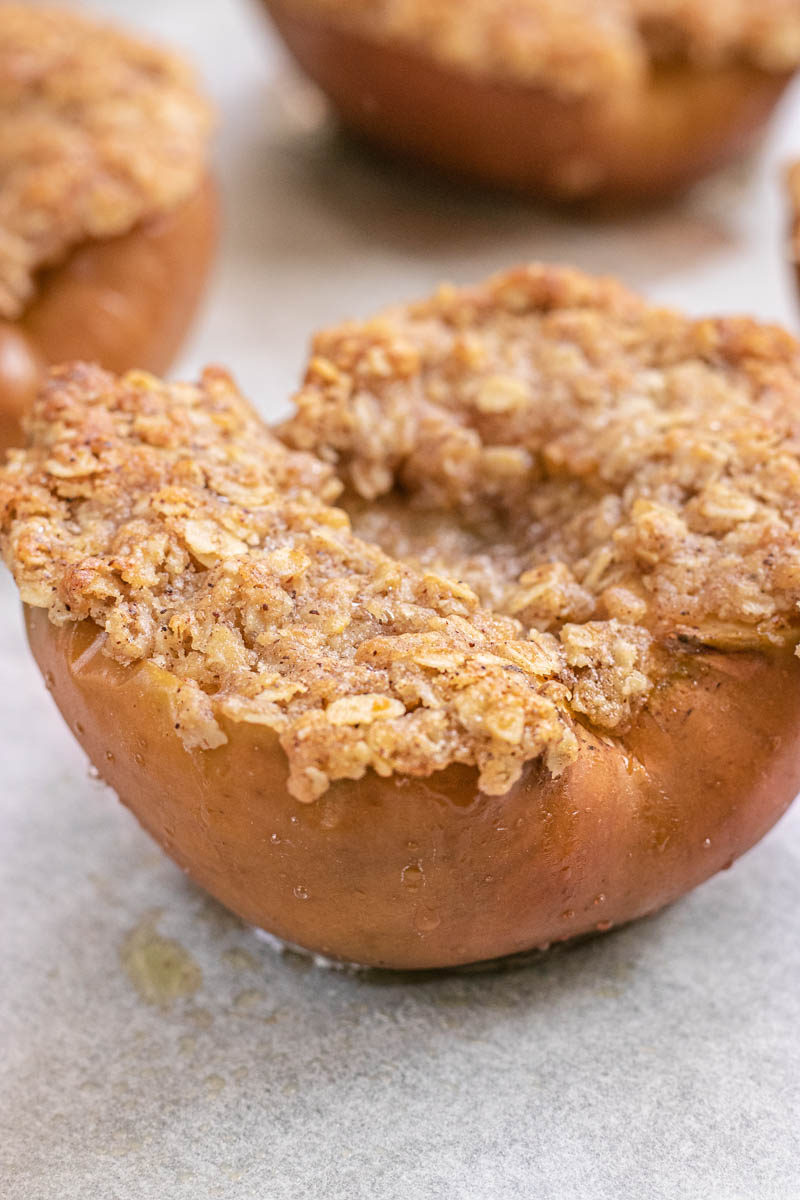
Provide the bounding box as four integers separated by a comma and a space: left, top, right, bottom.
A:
0, 4, 212, 321
5, 266, 800, 802
0, 362, 578, 802
282, 264, 800, 653
273, 0, 800, 90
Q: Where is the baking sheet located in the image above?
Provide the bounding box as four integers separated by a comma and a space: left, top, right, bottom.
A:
3, 2, 800, 1197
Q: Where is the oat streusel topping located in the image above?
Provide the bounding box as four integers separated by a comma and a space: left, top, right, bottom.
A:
282, 264, 800, 663
275, 0, 800, 91
5, 267, 800, 803
0, 4, 212, 321
0, 362, 579, 802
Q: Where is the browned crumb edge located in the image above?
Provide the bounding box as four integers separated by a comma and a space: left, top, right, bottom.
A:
0, 3, 212, 322
4, 265, 800, 802
271, 0, 800, 93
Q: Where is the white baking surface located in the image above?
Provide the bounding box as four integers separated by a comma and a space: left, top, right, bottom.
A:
3, 3, 800, 1197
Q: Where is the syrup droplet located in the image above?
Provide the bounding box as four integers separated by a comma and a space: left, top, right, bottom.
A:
596, 920, 613, 933
105, 751, 115, 764
414, 908, 441, 934
270, 833, 281, 845
293, 885, 309, 900
401, 863, 424, 890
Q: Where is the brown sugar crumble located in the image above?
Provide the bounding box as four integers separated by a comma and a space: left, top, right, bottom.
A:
282, 265, 800, 655
0, 4, 212, 321
0, 361, 578, 802
5, 266, 800, 801
273, 0, 800, 91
